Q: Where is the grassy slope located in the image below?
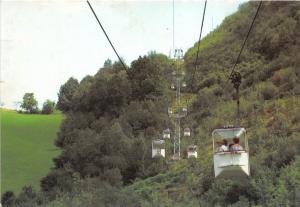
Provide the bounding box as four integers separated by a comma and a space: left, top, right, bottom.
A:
1, 110, 63, 193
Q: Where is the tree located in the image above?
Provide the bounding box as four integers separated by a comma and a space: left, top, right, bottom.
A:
17, 186, 38, 205
103, 59, 112, 68
42, 100, 55, 114
128, 55, 165, 100
56, 77, 79, 112
20, 93, 38, 113
1, 191, 16, 207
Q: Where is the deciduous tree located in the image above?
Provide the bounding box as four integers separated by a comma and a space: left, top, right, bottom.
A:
20, 93, 38, 114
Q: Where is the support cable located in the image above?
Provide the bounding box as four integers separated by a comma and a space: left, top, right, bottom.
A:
87, 1, 127, 71
190, 0, 207, 91
173, 0, 175, 56
228, 1, 262, 126
228, 1, 262, 79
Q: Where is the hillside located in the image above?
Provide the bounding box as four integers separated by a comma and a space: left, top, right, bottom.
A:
1, 110, 63, 193
2, 1, 300, 207
125, 2, 300, 206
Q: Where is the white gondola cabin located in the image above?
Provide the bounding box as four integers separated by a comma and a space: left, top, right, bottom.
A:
212, 127, 250, 179
183, 127, 191, 137
163, 128, 171, 139
152, 139, 165, 158
168, 107, 173, 115
171, 84, 175, 89
187, 145, 197, 158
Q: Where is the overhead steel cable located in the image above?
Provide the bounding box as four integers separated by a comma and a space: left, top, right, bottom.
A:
228, 1, 262, 126
87, 0, 127, 71
173, 0, 175, 55
228, 1, 262, 79
190, 0, 207, 91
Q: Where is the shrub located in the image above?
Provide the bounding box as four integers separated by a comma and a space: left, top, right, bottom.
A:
1, 191, 16, 207
40, 169, 73, 197
259, 82, 278, 100
14, 186, 40, 207
292, 109, 300, 124
199, 75, 217, 89
271, 68, 296, 92
193, 88, 217, 109
45, 179, 140, 207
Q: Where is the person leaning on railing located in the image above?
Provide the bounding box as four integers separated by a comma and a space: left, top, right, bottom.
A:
216, 139, 228, 152
230, 137, 243, 151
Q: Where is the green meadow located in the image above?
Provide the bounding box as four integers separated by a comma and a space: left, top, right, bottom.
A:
1, 110, 63, 193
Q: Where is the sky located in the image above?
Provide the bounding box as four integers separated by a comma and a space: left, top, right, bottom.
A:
0, 0, 247, 109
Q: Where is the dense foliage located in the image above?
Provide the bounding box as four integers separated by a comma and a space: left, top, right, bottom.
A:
3, 1, 300, 206
42, 100, 55, 114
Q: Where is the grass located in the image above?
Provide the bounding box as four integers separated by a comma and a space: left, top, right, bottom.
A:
185, 27, 226, 59
1, 110, 63, 194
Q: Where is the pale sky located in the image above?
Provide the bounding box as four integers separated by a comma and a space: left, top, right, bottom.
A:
0, 0, 247, 109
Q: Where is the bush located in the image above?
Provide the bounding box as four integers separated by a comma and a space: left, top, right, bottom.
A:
259, 82, 278, 100
199, 75, 217, 89
292, 109, 300, 124
271, 68, 296, 93
1, 191, 16, 207
193, 89, 217, 109
44, 179, 140, 207
40, 169, 73, 197
14, 186, 41, 207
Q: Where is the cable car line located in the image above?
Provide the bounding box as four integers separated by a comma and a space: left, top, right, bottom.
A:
211, 2, 263, 178
228, 1, 262, 126
87, 0, 128, 71
212, 2, 263, 179
228, 1, 262, 80
184, 0, 207, 123
190, 0, 207, 91
172, 0, 175, 54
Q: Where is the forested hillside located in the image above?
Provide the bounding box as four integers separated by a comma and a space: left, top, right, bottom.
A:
126, 2, 300, 206
2, 1, 300, 207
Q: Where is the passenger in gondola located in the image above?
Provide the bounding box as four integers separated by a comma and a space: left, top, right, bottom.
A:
216, 139, 228, 152
230, 137, 243, 151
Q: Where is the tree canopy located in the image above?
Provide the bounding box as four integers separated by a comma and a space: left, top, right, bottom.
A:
42, 100, 55, 114
20, 93, 38, 114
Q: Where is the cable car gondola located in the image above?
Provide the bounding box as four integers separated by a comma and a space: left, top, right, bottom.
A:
163, 128, 171, 139
183, 127, 191, 137
168, 107, 173, 115
152, 139, 165, 158
187, 145, 197, 158
212, 127, 250, 179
